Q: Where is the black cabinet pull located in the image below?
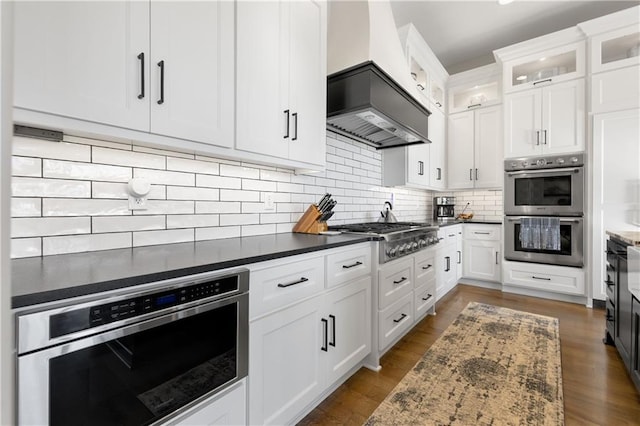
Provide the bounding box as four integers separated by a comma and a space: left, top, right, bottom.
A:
436, 101, 442, 108
605, 313, 614, 322
531, 276, 551, 281
495, 251, 499, 265
277, 277, 309, 288
329, 314, 336, 347
283, 110, 290, 139
543, 129, 548, 145
393, 277, 407, 285
137, 52, 145, 99
536, 130, 540, 146
445, 256, 450, 272
418, 160, 424, 175
458, 250, 462, 264
422, 264, 432, 270
475, 168, 478, 180
469, 168, 473, 181
533, 78, 552, 85
342, 261, 363, 269
474, 232, 491, 235
321, 318, 328, 352
422, 294, 433, 301
157, 60, 165, 105
467, 103, 481, 109
292, 112, 298, 141
393, 313, 407, 323
437, 167, 442, 180
604, 279, 614, 287
448, 233, 455, 237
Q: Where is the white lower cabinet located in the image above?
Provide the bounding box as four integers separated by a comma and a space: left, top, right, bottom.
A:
248, 245, 372, 425
502, 260, 585, 295
165, 380, 246, 426
436, 225, 461, 300
463, 224, 502, 282
378, 293, 414, 351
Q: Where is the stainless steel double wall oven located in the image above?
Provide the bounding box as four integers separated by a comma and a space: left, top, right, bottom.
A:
504, 153, 585, 267
16, 268, 249, 426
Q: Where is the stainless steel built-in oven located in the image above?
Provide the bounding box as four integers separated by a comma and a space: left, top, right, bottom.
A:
16, 268, 249, 426
504, 216, 584, 267
504, 154, 585, 216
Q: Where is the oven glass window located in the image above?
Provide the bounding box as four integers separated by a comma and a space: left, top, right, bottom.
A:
514, 175, 572, 206
514, 223, 572, 256
49, 303, 238, 426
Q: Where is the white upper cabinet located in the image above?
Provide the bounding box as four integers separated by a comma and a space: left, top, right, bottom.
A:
13, 1, 235, 148
448, 105, 502, 189
236, 0, 327, 168
13, 1, 150, 131
590, 25, 640, 73
429, 107, 446, 190
504, 79, 585, 158
448, 64, 501, 114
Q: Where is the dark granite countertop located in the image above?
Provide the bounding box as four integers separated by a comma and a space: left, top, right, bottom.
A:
12, 233, 374, 309
437, 220, 502, 227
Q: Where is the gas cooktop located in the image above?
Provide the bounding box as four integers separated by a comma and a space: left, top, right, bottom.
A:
329, 222, 436, 235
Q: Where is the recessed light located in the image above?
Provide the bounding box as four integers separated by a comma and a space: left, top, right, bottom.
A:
516, 75, 527, 81
498, 0, 514, 4
539, 57, 547, 61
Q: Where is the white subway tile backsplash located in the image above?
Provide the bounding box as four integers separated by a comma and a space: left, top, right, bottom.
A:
13, 177, 91, 198
134, 168, 194, 186
166, 186, 219, 201
43, 233, 131, 256
260, 213, 290, 224
13, 136, 91, 161
276, 182, 304, 193
93, 147, 165, 169
92, 182, 166, 200
196, 201, 241, 214
242, 179, 277, 192
133, 229, 193, 247
43, 198, 130, 216
133, 200, 194, 215
44, 160, 131, 182
220, 214, 259, 226
259, 170, 292, 182
220, 164, 260, 179
167, 157, 219, 175
12, 217, 91, 238
242, 202, 266, 214
64, 134, 131, 151
11, 238, 42, 258
242, 224, 276, 237
133, 145, 193, 159
196, 174, 241, 190
12, 156, 41, 177
196, 226, 240, 241
260, 192, 290, 203
167, 214, 219, 229
12, 197, 41, 217
219, 189, 260, 202
93, 215, 165, 233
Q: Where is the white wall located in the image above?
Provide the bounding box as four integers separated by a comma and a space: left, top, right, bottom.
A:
11, 131, 433, 257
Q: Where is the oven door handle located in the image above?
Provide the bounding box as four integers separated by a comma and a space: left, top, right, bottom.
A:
506, 217, 582, 224
506, 168, 581, 177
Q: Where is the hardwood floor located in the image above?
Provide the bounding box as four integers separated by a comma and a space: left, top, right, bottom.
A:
299, 284, 640, 425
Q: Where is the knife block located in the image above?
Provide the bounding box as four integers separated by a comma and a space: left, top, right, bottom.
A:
293, 205, 328, 234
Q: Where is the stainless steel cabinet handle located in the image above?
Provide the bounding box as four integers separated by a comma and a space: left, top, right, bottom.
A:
137, 53, 145, 99
277, 277, 309, 288
292, 112, 298, 141
321, 318, 328, 351
531, 276, 551, 281
157, 60, 165, 105
422, 294, 433, 301
329, 314, 336, 347
342, 261, 363, 269
283, 110, 290, 139
393, 313, 407, 323
393, 277, 407, 285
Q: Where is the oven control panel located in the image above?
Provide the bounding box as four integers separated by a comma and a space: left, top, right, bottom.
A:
50, 275, 239, 339
505, 153, 584, 171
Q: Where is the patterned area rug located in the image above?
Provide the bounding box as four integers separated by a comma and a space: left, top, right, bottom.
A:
366, 302, 564, 425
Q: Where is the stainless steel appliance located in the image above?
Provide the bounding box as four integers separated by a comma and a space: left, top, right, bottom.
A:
16, 268, 249, 426
329, 222, 439, 263
504, 153, 585, 216
433, 197, 456, 222
504, 216, 584, 267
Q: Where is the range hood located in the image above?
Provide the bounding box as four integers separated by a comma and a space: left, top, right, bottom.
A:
326, 1, 431, 149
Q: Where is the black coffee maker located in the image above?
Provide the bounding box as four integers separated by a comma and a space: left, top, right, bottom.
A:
433, 197, 456, 222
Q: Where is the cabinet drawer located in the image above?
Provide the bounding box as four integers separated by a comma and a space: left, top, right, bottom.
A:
503, 261, 585, 295
379, 293, 414, 351
414, 281, 436, 320
378, 257, 414, 309
415, 249, 436, 287
438, 227, 459, 245
249, 255, 325, 319
326, 244, 371, 288
464, 224, 501, 241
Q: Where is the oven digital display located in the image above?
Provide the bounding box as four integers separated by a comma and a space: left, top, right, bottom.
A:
156, 293, 177, 306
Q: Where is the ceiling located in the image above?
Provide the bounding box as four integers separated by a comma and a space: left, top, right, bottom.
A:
390, 1, 640, 75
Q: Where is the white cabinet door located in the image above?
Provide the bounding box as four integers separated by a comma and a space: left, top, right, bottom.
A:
474, 105, 503, 188
429, 107, 446, 189
542, 79, 585, 155
407, 144, 430, 187
236, 1, 289, 160
456, 232, 464, 281
288, 0, 327, 165
150, 1, 234, 147
436, 243, 457, 301
325, 276, 371, 384
236, 0, 326, 167
463, 240, 501, 282
447, 111, 474, 189
504, 89, 541, 158
13, 1, 149, 130
249, 295, 325, 426
591, 66, 640, 114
